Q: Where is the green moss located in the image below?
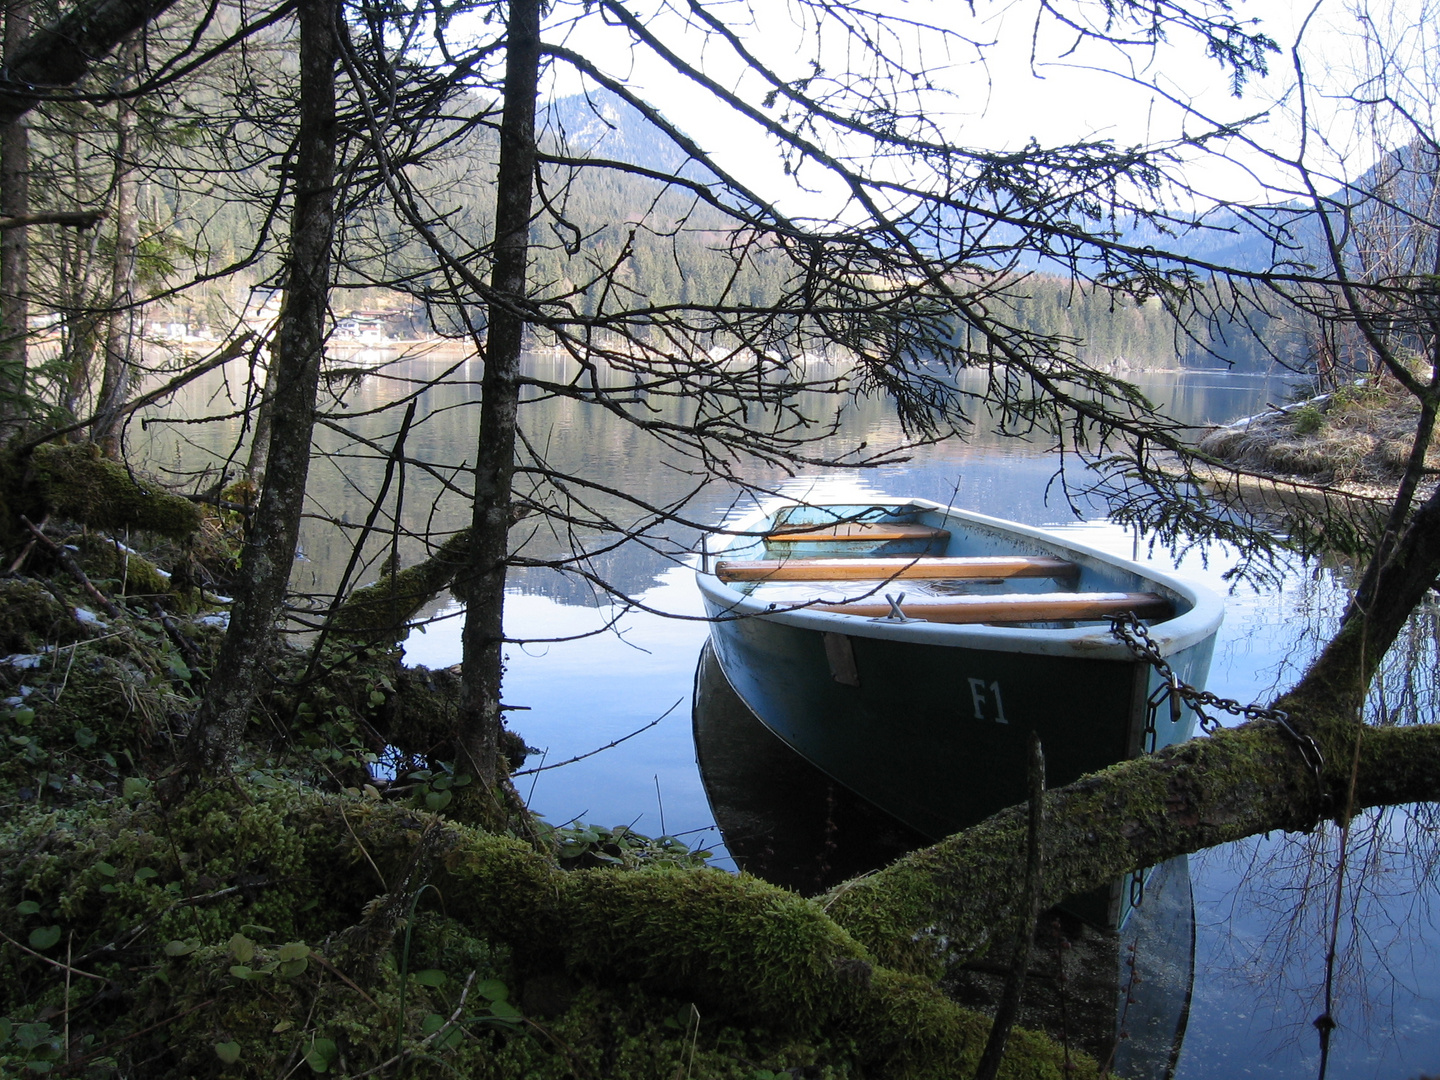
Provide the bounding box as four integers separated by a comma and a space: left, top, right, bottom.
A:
63, 532, 180, 598
0, 577, 77, 652
148, 939, 406, 1080
329, 528, 472, 642
388, 661, 463, 749
0, 598, 215, 805
0, 781, 1107, 1080
820, 813, 1033, 976
29, 442, 203, 540
471, 982, 860, 1080
0, 788, 321, 952
548, 866, 869, 1028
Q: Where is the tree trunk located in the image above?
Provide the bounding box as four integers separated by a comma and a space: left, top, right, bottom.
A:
0, 0, 31, 430
92, 37, 140, 453
58, 125, 103, 418
184, 0, 338, 774
244, 343, 275, 484
454, 0, 540, 793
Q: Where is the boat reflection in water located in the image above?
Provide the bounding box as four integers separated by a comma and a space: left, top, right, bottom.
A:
693, 641, 1196, 1078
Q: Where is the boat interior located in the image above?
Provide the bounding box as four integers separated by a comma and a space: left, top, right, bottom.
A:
713, 502, 1177, 627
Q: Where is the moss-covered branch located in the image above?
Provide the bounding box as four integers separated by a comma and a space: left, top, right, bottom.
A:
313, 714, 1440, 1071
328, 527, 472, 642
26, 443, 203, 540
0, 785, 1102, 1080
308, 799, 1115, 1077
823, 717, 1440, 974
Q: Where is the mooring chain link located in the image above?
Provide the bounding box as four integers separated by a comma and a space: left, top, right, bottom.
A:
1109, 613, 1329, 802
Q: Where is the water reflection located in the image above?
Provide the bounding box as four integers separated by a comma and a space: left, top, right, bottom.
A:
133, 353, 1294, 608
691, 639, 928, 891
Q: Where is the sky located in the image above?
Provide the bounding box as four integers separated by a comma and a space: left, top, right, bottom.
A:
534, 0, 1434, 213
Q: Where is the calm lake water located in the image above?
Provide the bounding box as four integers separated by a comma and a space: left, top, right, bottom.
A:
138, 352, 1440, 1079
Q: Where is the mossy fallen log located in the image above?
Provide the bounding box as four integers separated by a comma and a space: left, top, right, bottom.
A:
63, 532, 178, 598
821, 716, 1440, 976
0, 784, 1102, 1079
27, 443, 203, 540
328, 527, 473, 642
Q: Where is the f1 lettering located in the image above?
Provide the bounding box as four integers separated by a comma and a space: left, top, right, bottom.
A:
967, 677, 1009, 724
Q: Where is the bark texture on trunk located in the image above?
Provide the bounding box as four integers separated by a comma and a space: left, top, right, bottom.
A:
184, 0, 337, 774
455, 0, 540, 792
91, 37, 139, 452
244, 344, 275, 484
0, 0, 31, 425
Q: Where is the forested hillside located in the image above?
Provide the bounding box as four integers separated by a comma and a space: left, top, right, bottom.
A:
22, 76, 1285, 376
428, 91, 1293, 370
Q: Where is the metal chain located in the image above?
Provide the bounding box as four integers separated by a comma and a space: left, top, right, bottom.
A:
1110, 613, 1328, 799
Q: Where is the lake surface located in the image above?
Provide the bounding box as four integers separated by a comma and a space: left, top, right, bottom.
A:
137, 353, 1440, 1079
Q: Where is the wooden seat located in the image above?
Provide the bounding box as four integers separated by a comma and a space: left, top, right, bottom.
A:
764, 522, 951, 544
716, 555, 1079, 583
810, 591, 1171, 624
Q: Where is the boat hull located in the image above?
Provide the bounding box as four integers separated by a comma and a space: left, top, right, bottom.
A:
706, 599, 1218, 839
692, 640, 930, 893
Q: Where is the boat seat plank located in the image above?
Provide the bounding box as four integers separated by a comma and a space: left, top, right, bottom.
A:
716, 556, 1079, 583
765, 522, 951, 543
812, 591, 1171, 624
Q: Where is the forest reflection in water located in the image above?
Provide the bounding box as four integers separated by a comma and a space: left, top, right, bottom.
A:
135, 348, 1284, 606
134, 352, 1440, 1078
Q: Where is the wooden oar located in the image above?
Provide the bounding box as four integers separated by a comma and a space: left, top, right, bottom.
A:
716, 555, 1078, 582
810, 591, 1171, 624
